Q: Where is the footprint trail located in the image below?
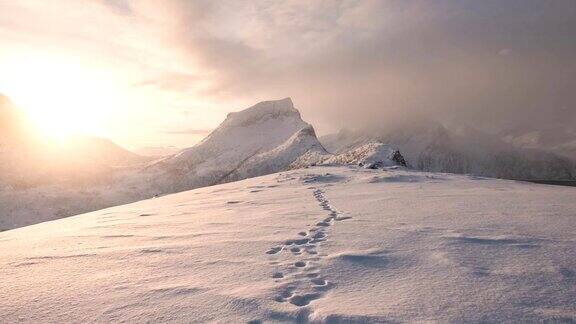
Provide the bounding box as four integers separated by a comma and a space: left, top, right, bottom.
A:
265, 185, 351, 307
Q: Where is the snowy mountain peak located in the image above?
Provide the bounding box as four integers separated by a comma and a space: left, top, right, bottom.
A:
148, 98, 326, 192
223, 97, 298, 128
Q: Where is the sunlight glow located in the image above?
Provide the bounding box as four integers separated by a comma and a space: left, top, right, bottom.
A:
0, 54, 123, 141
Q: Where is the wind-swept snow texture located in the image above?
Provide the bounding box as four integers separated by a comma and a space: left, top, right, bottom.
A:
1, 166, 575, 322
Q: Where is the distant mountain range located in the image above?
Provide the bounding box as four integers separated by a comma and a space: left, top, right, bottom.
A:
143, 98, 410, 195
500, 125, 576, 161
320, 117, 576, 181
0, 94, 147, 189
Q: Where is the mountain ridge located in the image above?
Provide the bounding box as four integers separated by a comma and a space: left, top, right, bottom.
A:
321, 119, 576, 180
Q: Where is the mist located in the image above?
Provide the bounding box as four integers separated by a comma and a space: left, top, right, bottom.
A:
146, 0, 576, 134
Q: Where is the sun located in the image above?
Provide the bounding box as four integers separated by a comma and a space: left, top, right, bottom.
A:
0, 54, 120, 141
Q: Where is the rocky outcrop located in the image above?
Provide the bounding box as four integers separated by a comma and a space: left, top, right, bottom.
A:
291, 142, 408, 170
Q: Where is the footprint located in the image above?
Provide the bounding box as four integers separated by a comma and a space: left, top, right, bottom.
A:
295, 261, 307, 268
247, 320, 262, 324
289, 293, 321, 307
313, 232, 326, 239
290, 247, 302, 254
268, 185, 345, 306
266, 247, 283, 255
311, 278, 328, 287
286, 238, 310, 246
310, 232, 327, 244
274, 288, 295, 302
305, 244, 318, 251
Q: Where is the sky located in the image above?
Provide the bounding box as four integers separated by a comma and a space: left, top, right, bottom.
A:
0, 0, 575, 150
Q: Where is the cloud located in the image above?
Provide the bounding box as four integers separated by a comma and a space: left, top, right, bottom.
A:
125, 0, 575, 132
1, 0, 575, 146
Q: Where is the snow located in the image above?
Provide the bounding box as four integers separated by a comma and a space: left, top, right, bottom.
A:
234, 125, 327, 179
1, 166, 575, 322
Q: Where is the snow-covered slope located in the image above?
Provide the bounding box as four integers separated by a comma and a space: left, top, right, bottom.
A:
321, 119, 576, 180
1, 166, 575, 322
147, 98, 327, 192
292, 142, 407, 170
231, 125, 326, 180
